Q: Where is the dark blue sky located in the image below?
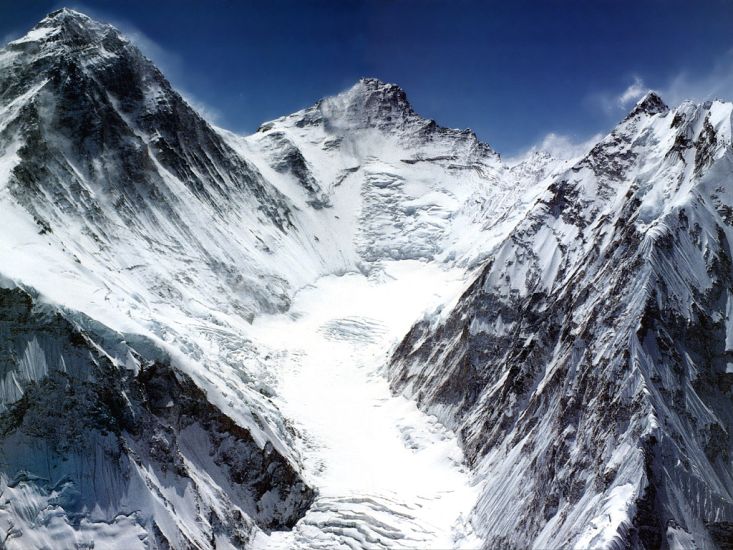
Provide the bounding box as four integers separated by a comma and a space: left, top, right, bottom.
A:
2, 0, 732, 156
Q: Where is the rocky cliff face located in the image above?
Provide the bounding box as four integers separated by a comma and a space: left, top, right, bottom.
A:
389, 94, 733, 548
0, 283, 314, 548
0, 8, 311, 325
2, 9, 290, 225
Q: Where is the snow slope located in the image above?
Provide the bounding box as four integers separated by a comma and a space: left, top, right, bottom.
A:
230, 77, 545, 272
6, 7, 731, 550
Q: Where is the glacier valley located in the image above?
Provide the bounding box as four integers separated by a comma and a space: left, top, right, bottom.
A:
0, 8, 732, 550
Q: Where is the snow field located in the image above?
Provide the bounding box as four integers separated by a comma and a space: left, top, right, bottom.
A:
250, 261, 483, 549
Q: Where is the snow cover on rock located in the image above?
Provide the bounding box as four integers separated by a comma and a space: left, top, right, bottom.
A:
389, 92, 733, 548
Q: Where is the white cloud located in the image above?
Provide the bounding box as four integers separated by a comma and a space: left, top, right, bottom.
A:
508, 131, 603, 164
590, 48, 733, 120
661, 48, 733, 106
543, 51, 733, 165
590, 76, 653, 116
617, 76, 647, 108
179, 93, 224, 124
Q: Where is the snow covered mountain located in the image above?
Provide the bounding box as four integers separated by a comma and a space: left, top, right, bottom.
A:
232, 76, 544, 270
0, 9, 322, 547
389, 93, 733, 548
3, 7, 732, 550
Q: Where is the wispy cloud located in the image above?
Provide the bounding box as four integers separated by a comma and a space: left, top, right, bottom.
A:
531, 50, 733, 163
616, 76, 647, 108
590, 75, 653, 116
508, 131, 603, 164
589, 48, 733, 120
662, 49, 733, 106
1, 30, 23, 46
179, 94, 224, 124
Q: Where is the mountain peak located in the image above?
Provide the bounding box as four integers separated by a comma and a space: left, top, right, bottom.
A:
309, 76, 417, 131
44, 7, 90, 22
624, 90, 669, 120
355, 77, 405, 94
8, 8, 120, 50
348, 77, 413, 113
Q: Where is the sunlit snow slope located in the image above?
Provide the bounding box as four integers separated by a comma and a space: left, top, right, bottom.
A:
249, 262, 482, 549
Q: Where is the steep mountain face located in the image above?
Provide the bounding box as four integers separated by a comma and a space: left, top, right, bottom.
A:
389, 94, 733, 548
235, 77, 545, 271
0, 8, 303, 320
0, 9, 539, 338
0, 283, 313, 548
0, 13, 325, 545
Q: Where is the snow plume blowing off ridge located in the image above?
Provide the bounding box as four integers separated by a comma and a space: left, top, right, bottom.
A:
1, 7, 733, 550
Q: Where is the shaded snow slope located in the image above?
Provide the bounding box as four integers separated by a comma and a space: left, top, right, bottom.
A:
389, 93, 733, 548
0, 283, 314, 549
